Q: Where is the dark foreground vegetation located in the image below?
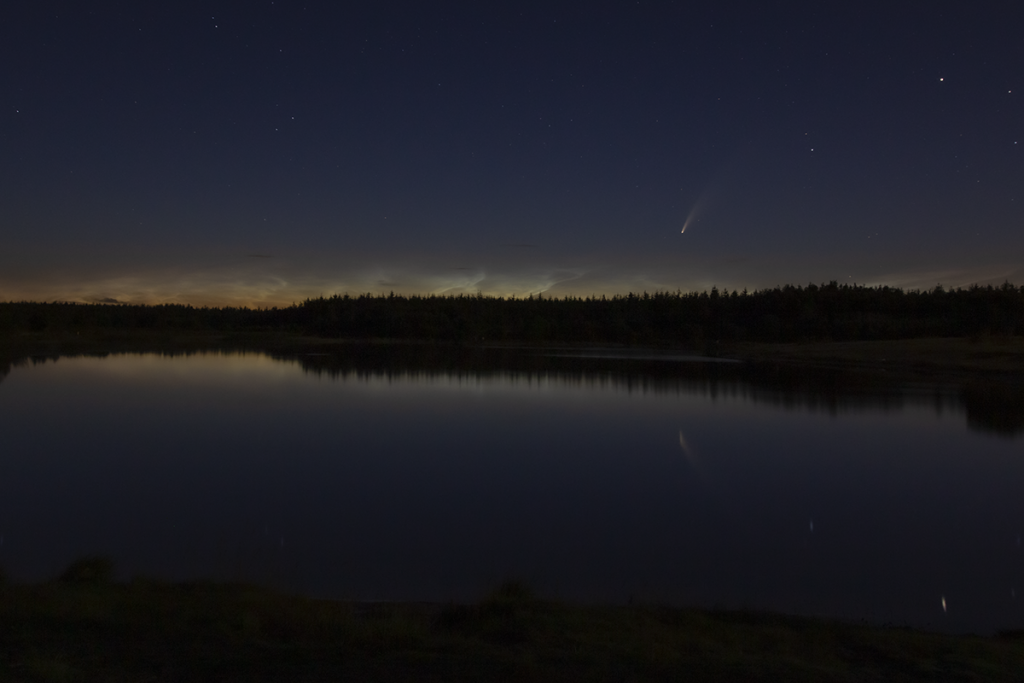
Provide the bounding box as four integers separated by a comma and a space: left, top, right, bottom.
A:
2, 282, 1023, 346
2, 559, 1023, 682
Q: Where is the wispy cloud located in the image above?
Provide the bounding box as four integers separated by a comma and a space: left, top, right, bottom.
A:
1, 244, 1019, 307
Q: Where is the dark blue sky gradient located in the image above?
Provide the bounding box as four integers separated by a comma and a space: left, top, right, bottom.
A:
3, 2, 1022, 305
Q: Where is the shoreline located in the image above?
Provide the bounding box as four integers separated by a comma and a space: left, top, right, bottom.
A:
3, 330, 1023, 376
2, 572, 1022, 681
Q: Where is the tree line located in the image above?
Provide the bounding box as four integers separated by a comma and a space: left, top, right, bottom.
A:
1, 282, 1022, 345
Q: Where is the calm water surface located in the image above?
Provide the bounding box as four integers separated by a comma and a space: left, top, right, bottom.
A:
1, 349, 1022, 634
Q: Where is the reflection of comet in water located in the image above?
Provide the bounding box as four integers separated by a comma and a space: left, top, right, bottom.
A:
678, 429, 714, 490
678, 430, 702, 472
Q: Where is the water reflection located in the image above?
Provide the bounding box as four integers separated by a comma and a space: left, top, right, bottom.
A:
2, 345, 1022, 437
264, 344, 1021, 437
0, 346, 1022, 637
960, 382, 1024, 437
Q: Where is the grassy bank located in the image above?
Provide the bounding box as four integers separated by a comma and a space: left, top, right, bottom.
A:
1, 565, 1023, 682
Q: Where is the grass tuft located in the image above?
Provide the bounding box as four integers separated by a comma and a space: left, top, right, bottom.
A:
57, 556, 114, 585
436, 580, 540, 645
485, 579, 535, 605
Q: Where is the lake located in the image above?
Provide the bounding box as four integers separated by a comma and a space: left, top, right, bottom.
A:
1, 345, 1021, 634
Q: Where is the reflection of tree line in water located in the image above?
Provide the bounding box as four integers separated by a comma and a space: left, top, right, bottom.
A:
2, 281, 1023, 344
0, 349, 244, 390
3, 345, 1018, 437
284, 346, 1024, 437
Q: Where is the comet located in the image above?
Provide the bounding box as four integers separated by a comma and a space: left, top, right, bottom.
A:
681, 199, 701, 233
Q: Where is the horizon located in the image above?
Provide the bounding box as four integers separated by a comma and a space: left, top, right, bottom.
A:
4, 278, 1020, 312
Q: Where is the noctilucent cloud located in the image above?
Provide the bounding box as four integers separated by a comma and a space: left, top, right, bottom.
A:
2, 3, 1022, 306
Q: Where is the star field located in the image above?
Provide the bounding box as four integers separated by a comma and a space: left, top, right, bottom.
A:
1, 2, 1022, 305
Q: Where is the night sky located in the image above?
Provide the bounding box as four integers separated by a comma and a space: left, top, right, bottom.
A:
3, 2, 1022, 306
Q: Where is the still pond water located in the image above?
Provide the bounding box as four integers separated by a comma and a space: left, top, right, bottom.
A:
1, 347, 1022, 634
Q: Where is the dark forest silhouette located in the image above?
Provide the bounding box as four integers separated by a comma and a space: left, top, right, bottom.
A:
2, 282, 1022, 345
